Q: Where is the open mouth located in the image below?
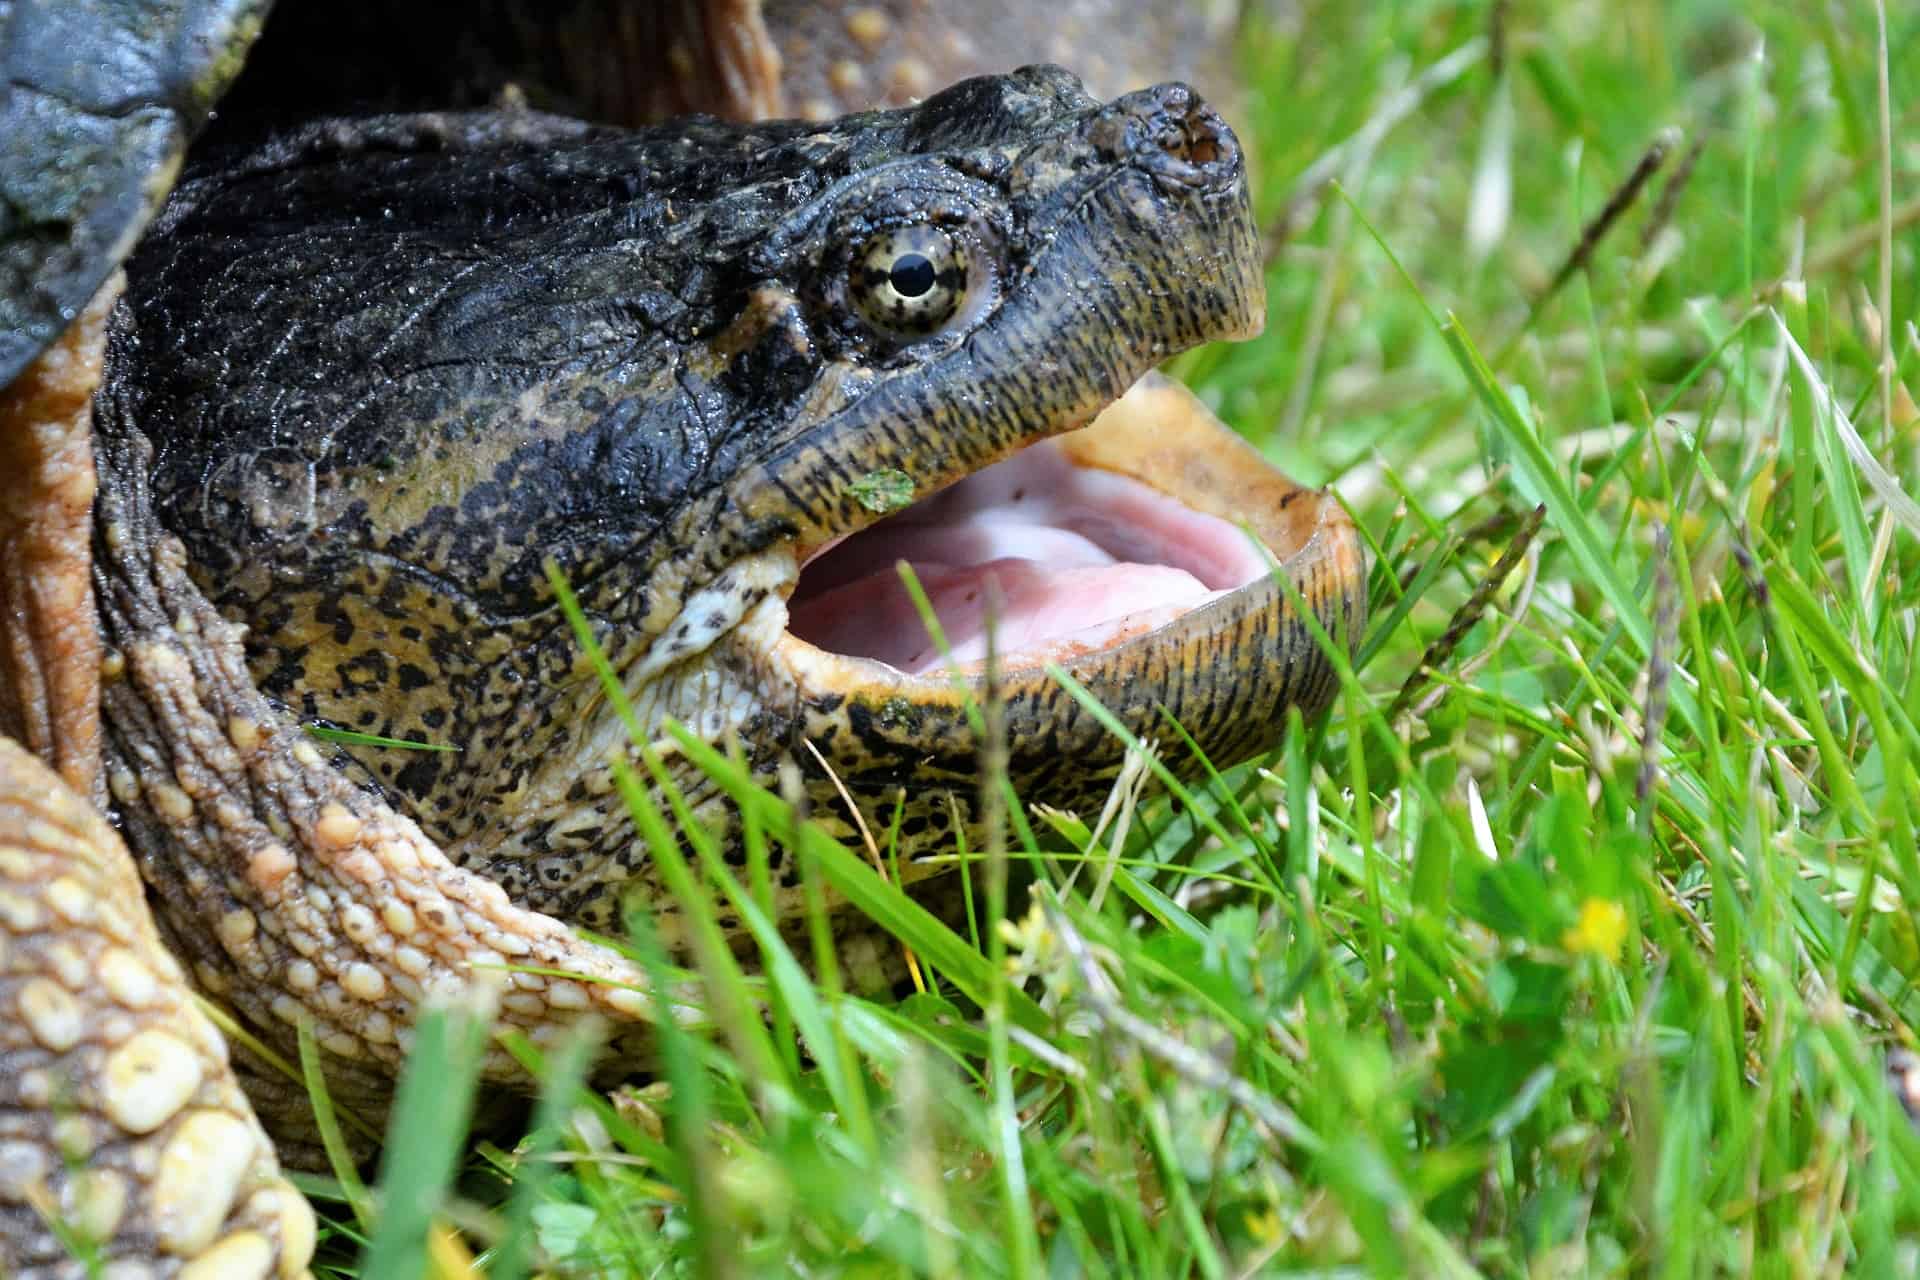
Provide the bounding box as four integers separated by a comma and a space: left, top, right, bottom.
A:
771, 373, 1357, 686
787, 441, 1271, 674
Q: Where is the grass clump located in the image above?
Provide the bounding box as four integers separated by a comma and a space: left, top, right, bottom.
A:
313, 2, 1920, 1274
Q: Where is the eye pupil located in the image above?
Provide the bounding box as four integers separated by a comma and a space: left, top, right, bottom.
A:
889, 253, 937, 298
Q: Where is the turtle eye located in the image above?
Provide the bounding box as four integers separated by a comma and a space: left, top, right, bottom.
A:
852, 225, 969, 339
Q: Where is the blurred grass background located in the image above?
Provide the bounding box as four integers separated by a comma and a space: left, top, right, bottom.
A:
318, 2, 1920, 1275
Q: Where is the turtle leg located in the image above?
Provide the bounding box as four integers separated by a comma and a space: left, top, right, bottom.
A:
88, 421, 657, 1146
0, 700, 317, 1278
0, 277, 115, 802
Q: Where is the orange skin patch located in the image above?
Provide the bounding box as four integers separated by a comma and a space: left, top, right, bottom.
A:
0, 273, 117, 801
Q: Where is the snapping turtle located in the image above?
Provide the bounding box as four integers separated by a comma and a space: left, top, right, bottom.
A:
0, 2, 1362, 1274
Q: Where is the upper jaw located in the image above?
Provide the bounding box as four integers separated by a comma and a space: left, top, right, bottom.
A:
719, 79, 1266, 598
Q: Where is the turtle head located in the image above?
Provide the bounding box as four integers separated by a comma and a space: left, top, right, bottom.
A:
106, 69, 1356, 936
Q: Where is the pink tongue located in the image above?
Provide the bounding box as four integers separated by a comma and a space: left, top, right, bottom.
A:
789, 559, 1218, 673
787, 440, 1270, 675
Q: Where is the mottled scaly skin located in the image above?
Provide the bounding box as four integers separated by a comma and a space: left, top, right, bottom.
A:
58, 74, 1365, 1182
0, 57, 1364, 1278
0, 5, 1309, 1272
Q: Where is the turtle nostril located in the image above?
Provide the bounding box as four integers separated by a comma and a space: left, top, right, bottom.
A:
1077, 83, 1242, 193
1156, 93, 1226, 168
1105, 84, 1239, 182
1181, 109, 1223, 167
1175, 117, 1221, 167
1169, 102, 1239, 189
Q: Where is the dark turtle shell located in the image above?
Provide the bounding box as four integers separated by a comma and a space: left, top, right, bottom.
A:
0, 0, 268, 385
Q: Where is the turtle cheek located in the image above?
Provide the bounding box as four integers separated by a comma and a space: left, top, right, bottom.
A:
703, 283, 816, 397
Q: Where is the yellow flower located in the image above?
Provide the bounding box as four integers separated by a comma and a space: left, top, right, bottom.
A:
428, 1223, 478, 1278
998, 899, 1057, 976
1244, 1206, 1284, 1245
1563, 897, 1629, 962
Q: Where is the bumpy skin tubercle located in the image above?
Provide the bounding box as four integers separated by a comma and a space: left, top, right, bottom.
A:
0, 738, 314, 1279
